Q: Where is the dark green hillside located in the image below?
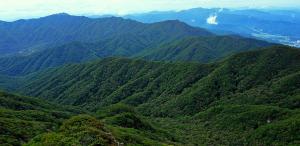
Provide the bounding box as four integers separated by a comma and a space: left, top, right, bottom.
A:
13, 46, 300, 117
0, 35, 272, 76
140, 20, 212, 41
141, 35, 272, 63
145, 45, 300, 116
96, 104, 176, 146
0, 14, 143, 55
0, 35, 155, 76
26, 113, 175, 146
0, 91, 82, 145
0, 45, 299, 145
0, 92, 176, 146
0, 35, 158, 76
0, 14, 212, 56
0, 42, 99, 76
0, 75, 22, 91
25, 115, 119, 146
152, 104, 300, 145
19, 57, 214, 109
88, 20, 213, 58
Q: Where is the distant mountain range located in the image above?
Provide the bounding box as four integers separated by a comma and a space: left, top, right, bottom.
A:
0, 13, 212, 56
125, 8, 300, 47
0, 12, 277, 88
0, 14, 274, 76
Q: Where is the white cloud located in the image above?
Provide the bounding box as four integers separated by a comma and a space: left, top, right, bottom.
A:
207, 15, 218, 25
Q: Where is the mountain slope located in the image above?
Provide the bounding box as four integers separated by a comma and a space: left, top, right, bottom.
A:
145, 45, 300, 116
0, 45, 299, 145
0, 91, 81, 145
0, 91, 177, 146
141, 35, 272, 62
0, 35, 272, 76
26, 108, 176, 146
25, 115, 120, 146
18, 57, 214, 108
0, 42, 99, 76
10, 46, 300, 116
0, 14, 212, 56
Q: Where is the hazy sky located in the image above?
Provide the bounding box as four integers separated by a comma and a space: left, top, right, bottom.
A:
0, 0, 300, 21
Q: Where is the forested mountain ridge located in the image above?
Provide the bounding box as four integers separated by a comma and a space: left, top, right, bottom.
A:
0, 91, 81, 145
4, 45, 299, 115
0, 34, 273, 76
0, 14, 212, 56
0, 12, 299, 146
0, 46, 299, 145
0, 46, 300, 145
0, 91, 176, 146
0, 42, 99, 76
140, 35, 272, 62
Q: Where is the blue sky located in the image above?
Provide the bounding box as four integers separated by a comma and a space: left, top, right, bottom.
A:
0, 0, 299, 21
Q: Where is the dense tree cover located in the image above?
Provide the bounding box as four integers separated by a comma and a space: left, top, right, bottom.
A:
0, 35, 272, 76
25, 115, 120, 146
0, 91, 82, 145
0, 42, 100, 76
16, 57, 214, 110
151, 104, 300, 145
9, 46, 299, 115
96, 104, 177, 146
0, 13, 299, 146
140, 35, 272, 62
0, 14, 212, 56
0, 92, 176, 146
27, 105, 178, 146
0, 46, 299, 145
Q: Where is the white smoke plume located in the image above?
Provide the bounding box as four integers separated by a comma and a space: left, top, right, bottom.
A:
206, 15, 218, 25
206, 8, 223, 25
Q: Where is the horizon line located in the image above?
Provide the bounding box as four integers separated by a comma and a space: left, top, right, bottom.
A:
1, 6, 300, 22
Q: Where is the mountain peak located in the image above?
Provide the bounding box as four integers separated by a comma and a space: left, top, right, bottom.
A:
45, 13, 71, 18
150, 19, 198, 29
149, 19, 214, 37
43, 13, 82, 20
54, 12, 70, 16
